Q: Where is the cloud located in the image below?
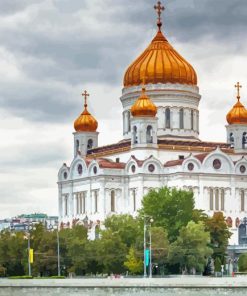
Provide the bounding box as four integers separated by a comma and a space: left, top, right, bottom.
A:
1, 0, 247, 218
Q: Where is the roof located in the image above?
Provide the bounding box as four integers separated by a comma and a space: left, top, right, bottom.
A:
87, 138, 232, 158
164, 152, 209, 168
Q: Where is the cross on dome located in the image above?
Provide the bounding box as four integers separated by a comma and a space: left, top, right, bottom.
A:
82, 90, 90, 107
154, 1, 165, 31
235, 82, 242, 100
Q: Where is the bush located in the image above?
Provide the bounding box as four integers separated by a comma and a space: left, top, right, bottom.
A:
8, 276, 33, 279
0, 266, 6, 277
238, 253, 247, 272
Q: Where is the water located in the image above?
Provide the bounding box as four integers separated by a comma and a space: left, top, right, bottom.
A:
0, 287, 247, 296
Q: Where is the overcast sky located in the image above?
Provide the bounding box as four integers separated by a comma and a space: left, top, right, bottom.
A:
1, 0, 247, 219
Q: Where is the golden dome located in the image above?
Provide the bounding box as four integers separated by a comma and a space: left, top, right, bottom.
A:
131, 86, 157, 117
123, 4, 197, 87
74, 91, 98, 132
226, 82, 247, 125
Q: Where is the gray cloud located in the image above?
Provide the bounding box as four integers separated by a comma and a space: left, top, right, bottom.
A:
1, 0, 247, 218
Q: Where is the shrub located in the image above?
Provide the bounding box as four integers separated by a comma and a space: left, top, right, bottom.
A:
238, 253, 247, 272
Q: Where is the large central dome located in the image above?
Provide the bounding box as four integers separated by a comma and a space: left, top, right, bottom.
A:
123, 29, 197, 87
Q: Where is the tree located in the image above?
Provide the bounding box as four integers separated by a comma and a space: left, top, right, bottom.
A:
168, 221, 213, 274
151, 227, 169, 268
238, 253, 247, 272
96, 229, 127, 274
140, 187, 195, 242
124, 247, 143, 274
204, 212, 232, 260
104, 214, 141, 247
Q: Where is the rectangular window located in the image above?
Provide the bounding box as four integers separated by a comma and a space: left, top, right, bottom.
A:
79, 193, 83, 214
215, 189, 219, 211
210, 188, 214, 210
83, 192, 86, 213
133, 189, 136, 212
64, 195, 68, 216
241, 190, 245, 212
95, 191, 98, 213
221, 189, 225, 211
191, 110, 194, 130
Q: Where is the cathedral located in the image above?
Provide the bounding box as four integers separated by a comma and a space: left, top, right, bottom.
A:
58, 2, 247, 246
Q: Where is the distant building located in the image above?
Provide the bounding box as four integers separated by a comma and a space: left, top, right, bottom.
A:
0, 213, 58, 232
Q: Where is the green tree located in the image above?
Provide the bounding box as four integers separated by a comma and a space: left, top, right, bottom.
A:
124, 247, 143, 274
168, 221, 213, 274
151, 227, 169, 268
140, 187, 195, 242
0, 230, 26, 276
104, 215, 141, 247
238, 253, 247, 272
96, 229, 128, 274
204, 212, 232, 260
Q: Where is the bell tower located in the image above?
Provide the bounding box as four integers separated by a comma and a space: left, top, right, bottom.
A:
226, 82, 247, 152
73, 90, 99, 157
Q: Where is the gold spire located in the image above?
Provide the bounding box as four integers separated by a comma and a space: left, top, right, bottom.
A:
123, 1, 197, 87
226, 82, 247, 125
74, 90, 98, 132
131, 77, 157, 117
154, 1, 165, 32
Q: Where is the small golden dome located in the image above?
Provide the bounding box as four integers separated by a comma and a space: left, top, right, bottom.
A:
74, 91, 98, 132
123, 8, 197, 87
131, 86, 157, 117
226, 82, 247, 125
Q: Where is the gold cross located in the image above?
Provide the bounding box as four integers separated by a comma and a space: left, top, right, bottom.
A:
82, 90, 90, 107
154, 1, 165, 31
235, 82, 242, 100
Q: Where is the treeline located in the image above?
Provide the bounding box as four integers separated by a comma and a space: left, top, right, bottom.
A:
0, 187, 232, 276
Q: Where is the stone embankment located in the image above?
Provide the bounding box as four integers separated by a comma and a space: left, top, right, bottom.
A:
1, 277, 247, 296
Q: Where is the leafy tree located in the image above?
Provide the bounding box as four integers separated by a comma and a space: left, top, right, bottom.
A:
204, 212, 232, 260
151, 227, 169, 267
168, 221, 213, 274
238, 253, 247, 272
96, 229, 127, 274
140, 187, 195, 242
104, 215, 141, 247
124, 247, 143, 274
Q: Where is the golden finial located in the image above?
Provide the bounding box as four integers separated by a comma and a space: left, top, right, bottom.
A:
154, 1, 165, 32
235, 82, 242, 101
82, 90, 90, 108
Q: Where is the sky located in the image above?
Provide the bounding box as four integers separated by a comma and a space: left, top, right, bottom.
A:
1, 0, 247, 219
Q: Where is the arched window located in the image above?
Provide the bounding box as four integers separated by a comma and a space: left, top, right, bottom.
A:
146, 125, 153, 143
76, 140, 79, 153
133, 126, 138, 144
111, 190, 115, 212
191, 110, 194, 130
209, 188, 214, 210
243, 132, 247, 149
179, 108, 184, 129
241, 190, 245, 211
165, 108, 170, 129
215, 189, 219, 210
87, 139, 93, 150
229, 133, 234, 148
